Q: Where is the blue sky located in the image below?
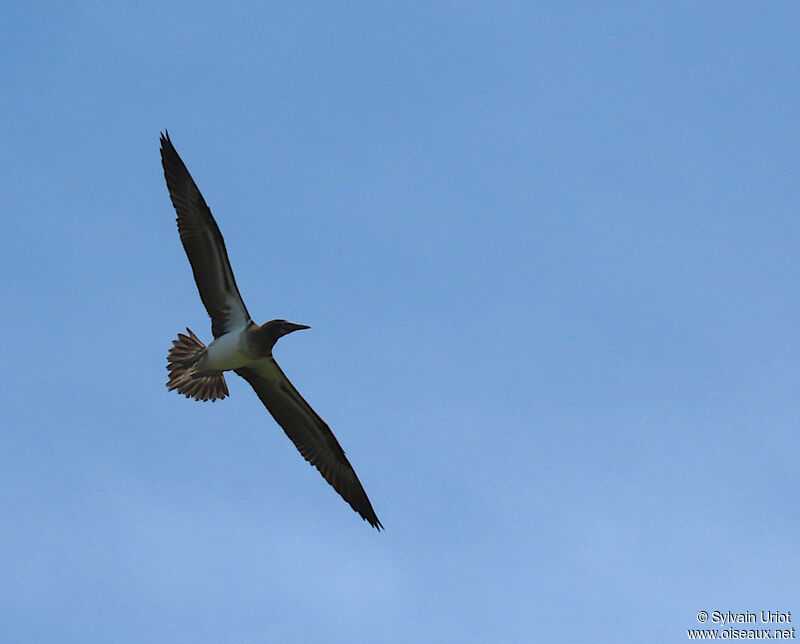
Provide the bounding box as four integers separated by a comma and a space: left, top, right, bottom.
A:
2, 3, 799, 642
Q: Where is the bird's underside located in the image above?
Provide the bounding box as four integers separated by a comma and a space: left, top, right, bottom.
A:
159, 131, 382, 530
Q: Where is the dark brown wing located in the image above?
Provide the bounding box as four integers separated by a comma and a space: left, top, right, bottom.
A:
160, 132, 251, 338
235, 358, 382, 530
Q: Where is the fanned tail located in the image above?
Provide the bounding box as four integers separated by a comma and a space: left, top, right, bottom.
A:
166, 328, 229, 402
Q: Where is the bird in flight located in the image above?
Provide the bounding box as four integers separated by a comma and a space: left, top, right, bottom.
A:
160, 132, 382, 530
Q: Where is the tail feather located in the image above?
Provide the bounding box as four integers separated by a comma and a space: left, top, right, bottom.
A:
166, 328, 229, 402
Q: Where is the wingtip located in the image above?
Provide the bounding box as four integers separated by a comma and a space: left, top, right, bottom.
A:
159, 130, 173, 154
363, 509, 383, 531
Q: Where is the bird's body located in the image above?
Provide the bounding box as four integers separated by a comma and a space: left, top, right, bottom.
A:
201, 325, 255, 372
160, 132, 382, 530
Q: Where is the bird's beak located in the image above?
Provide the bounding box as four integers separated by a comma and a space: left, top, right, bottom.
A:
284, 322, 310, 333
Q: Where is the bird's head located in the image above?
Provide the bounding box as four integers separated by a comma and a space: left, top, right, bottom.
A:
256, 319, 310, 353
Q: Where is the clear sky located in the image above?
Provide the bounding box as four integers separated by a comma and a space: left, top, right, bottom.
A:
2, 3, 799, 642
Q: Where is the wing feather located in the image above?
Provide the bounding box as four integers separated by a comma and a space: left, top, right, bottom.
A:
235, 359, 382, 529
160, 132, 251, 337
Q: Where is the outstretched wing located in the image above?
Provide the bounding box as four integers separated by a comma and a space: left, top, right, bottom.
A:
235, 358, 382, 530
160, 132, 251, 338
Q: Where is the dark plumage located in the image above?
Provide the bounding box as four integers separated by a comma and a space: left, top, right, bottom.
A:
160, 132, 382, 530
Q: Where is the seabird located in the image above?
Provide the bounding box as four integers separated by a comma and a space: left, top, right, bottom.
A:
160, 132, 382, 530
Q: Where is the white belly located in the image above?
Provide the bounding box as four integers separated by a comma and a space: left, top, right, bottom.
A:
202, 328, 254, 371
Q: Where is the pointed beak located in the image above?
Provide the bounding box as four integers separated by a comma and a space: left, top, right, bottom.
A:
283, 322, 310, 334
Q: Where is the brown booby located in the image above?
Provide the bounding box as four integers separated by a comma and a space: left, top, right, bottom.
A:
160, 132, 382, 530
